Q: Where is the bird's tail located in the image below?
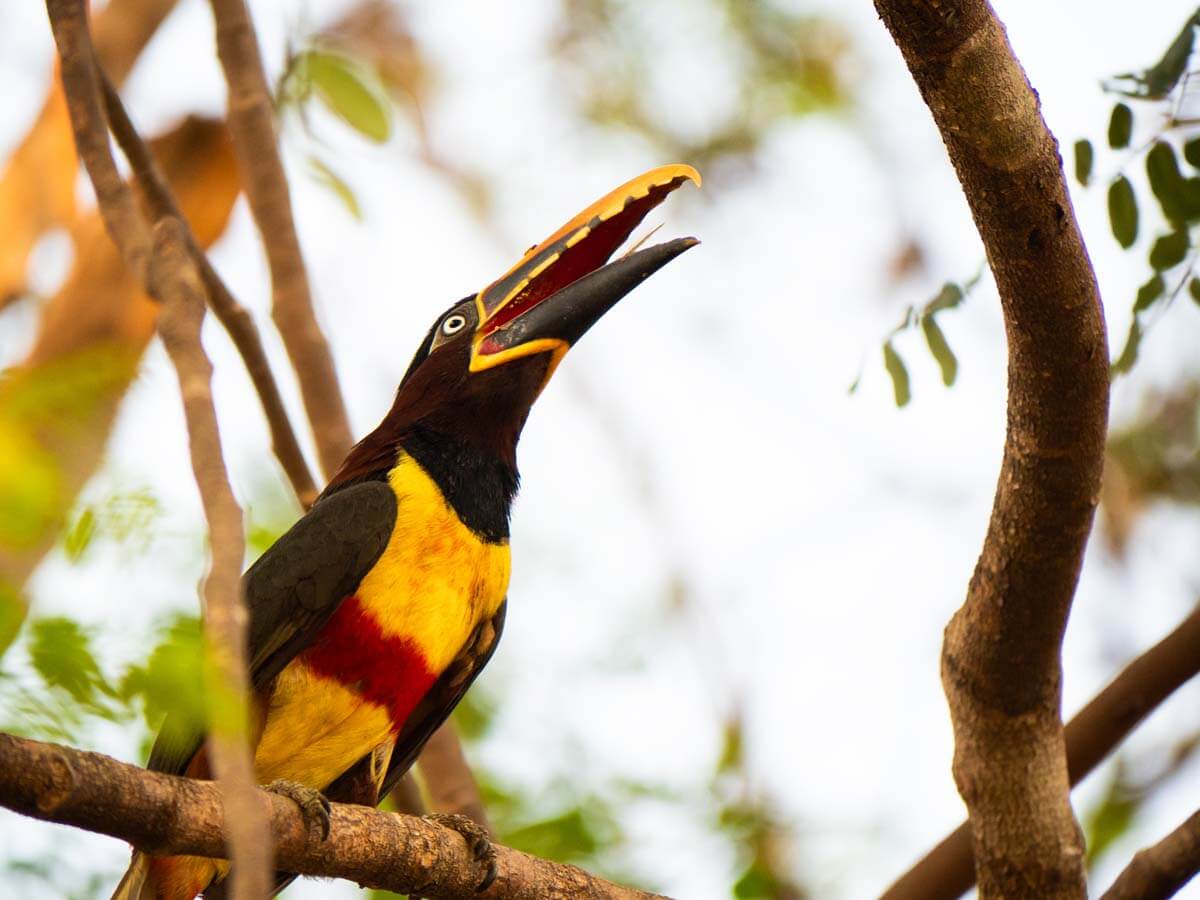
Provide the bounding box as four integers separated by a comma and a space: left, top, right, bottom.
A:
110, 851, 221, 900
110, 852, 151, 900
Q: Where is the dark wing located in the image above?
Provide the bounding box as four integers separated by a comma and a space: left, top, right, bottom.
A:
147, 480, 398, 775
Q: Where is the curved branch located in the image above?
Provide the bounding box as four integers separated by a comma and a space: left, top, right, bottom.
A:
1100, 808, 1200, 900
206, 0, 353, 479
99, 74, 320, 509
874, 2, 1108, 896
881, 604, 1200, 899
0, 733, 663, 900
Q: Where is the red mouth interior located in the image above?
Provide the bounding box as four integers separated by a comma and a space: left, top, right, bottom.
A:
480, 180, 681, 342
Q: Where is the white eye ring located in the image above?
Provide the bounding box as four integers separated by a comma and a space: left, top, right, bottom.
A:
441, 314, 467, 336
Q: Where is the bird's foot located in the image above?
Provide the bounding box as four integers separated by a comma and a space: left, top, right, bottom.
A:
424, 812, 497, 892
266, 779, 332, 840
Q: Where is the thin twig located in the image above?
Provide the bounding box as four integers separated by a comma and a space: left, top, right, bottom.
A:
0, 732, 667, 900
206, 0, 353, 479
100, 73, 319, 509
43, 2, 271, 895
1100, 808, 1200, 900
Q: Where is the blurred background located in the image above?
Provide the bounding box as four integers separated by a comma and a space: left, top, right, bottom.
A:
1, 1, 1199, 897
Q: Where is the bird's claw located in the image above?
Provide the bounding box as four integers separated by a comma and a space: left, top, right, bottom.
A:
266, 779, 332, 840
424, 812, 498, 892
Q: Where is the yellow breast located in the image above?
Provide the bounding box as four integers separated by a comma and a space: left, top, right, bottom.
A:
358, 453, 511, 671
252, 451, 510, 791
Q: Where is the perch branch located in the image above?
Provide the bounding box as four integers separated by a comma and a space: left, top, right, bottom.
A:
0, 733, 665, 900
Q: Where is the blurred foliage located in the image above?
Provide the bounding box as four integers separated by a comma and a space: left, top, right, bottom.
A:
276, 0, 493, 219
1100, 381, 1200, 554
59, 487, 160, 564
0, 612, 204, 755
850, 269, 983, 407
1074, 8, 1200, 374
1084, 730, 1200, 868
552, 0, 853, 176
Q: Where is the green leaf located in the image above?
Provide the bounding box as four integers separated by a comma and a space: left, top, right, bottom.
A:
121, 615, 206, 747
1111, 320, 1142, 376
1144, 141, 1200, 224
926, 282, 965, 314
882, 342, 911, 408
1149, 230, 1189, 270
1107, 103, 1133, 149
1185, 138, 1200, 170
62, 507, 96, 563
733, 862, 777, 898
303, 50, 391, 143
307, 157, 362, 219
921, 316, 958, 386
1085, 765, 1140, 865
1190, 278, 1200, 305
1134, 274, 1166, 313
1110, 13, 1198, 99
1107, 176, 1139, 248
1074, 139, 1094, 186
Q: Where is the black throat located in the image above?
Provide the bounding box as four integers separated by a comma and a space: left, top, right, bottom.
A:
399, 425, 519, 543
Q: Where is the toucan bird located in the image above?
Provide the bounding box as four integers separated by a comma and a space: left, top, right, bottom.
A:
112, 164, 700, 899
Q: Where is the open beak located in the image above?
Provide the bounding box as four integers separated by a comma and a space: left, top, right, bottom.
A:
470, 164, 701, 374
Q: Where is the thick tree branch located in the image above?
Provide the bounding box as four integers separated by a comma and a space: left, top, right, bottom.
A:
44, 2, 271, 895
100, 74, 320, 509
874, 2, 1108, 896
1100, 808, 1200, 900
206, 0, 353, 479
881, 604, 1200, 900
0, 733, 664, 900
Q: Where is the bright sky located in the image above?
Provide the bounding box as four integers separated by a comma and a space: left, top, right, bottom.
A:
2, 1, 1199, 898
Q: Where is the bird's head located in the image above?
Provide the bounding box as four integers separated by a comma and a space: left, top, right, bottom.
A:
332, 164, 700, 484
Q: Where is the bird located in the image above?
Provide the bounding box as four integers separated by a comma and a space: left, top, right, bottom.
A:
112, 164, 700, 899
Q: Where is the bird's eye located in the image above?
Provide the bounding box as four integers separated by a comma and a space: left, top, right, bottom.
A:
441, 314, 467, 336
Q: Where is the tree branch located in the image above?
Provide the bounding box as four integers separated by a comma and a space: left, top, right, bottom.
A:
206, 0, 353, 479
0, 733, 664, 900
44, 2, 271, 895
873, 2, 1108, 896
419, 722, 491, 830
1100, 808, 1200, 900
881, 604, 1200, 899
99, 74, 320, 509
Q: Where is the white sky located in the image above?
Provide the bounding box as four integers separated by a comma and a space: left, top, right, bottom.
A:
2, 1, 1200, 898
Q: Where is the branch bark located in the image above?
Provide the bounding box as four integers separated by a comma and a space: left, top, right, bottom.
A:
206, 0, 353, 479
881, 604, 1200, 900
1100, 808, 1200, 900
0, 733, 664, 900
44, 1, 271, 895
873, 2, 1108, 897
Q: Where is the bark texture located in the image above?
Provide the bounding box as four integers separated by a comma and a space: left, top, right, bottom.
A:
881, 605, 1200, 899
0, 733, 666, 900
1100, 808, 1200, 900
873, 2, 1108, 897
